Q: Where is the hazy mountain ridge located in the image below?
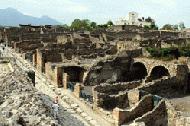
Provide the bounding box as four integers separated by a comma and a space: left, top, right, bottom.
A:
0, 8, 61, 26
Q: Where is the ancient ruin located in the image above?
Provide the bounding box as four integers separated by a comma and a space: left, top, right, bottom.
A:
0, 11, 190, 126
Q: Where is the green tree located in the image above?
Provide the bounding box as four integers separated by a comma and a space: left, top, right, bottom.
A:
71, 19, 95, 31
161, 24, 173, 31
172, 25, 179, 31
144, 25, 158, 30
90, 22, 97, 28
71, 19, 82, 30
152, 25, 158, 30
179, 22, 185, 30
107, 20, 113, 27
144, 25, 150, 30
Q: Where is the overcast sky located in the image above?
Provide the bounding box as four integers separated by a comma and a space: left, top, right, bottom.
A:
0, 0, 189, 27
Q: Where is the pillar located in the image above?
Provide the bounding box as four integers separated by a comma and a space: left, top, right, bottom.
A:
63, 73, 68, 89
74, 83, 82, 98
113, 108, 127, 126
128, 89, 140, 107
32, 53, 36, 66
54, 66, 63, 88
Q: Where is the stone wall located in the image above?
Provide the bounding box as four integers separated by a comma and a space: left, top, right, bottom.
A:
128, 89, 140, 107
165, 101, 179, 126
133, 57, 178, 77
57, 34, 69, 44
36, 49, 44, 72
54, 66, 63, 87
92, 81, 142, 109
93, 89, 129, 110
84, 56, 132, 86
45, 62, 55, 81
135, 100, 167, 126
113, 95, 153, 125
138, 77, 178, 95
165, 100, 190, 126
123, 95, 153, 124
35, 49, 63, 73
93, 81, 141, 95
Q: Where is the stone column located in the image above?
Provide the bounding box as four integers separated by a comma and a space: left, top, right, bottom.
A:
82, 72, 88, 83
32, 53, 36, 66
74, 83, 82, 98
63, 73, 68, 89
128, 89, 140, 107
113, 108, 127, 126
92, 87, 101, 110
54, 66, 63, 88
22, 53, 26, 59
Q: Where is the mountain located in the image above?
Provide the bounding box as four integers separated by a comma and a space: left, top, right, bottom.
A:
0, 8, 61, 26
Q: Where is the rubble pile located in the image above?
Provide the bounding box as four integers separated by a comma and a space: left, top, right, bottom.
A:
0, 69, 58, 125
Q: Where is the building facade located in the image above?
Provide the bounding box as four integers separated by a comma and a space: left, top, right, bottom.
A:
115, 12, 155, 27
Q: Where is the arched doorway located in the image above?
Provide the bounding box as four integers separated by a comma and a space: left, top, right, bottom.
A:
64, 66, 85, 82
123, 62, 148, 81
150, 66, 169, 80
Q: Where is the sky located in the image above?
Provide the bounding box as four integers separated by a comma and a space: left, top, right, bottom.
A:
0, 0, 190, 27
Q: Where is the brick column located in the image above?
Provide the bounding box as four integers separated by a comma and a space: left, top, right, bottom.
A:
63, 73, 68, 89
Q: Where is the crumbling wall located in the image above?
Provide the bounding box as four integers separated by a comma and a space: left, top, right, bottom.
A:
128, 89, 140, 107
93, 81, 142, 110
93, 81, 141, 95
165, 100, 190, 126
113, 95, 153, 125
135, 100, 168, 126
165, 101, 179, 126
45, 63, 55, 82
123, 95, 153, 124
85, 57, 132, 86
57, 34, 69, 44
138, 77, 179, 95
36, 49, 44, 72
93, 90, 129, 110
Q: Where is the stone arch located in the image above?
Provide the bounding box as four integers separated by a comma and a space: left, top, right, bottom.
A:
149, 66, 170, 80
131, 62, 148, 80
122, 62, 148, 81
64, 66, 85, 82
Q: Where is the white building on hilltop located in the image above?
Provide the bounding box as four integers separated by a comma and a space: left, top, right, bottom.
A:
115, 12, 155, 27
